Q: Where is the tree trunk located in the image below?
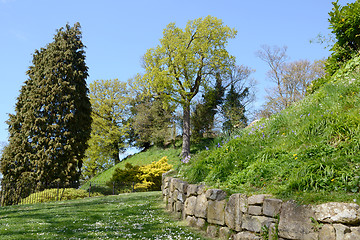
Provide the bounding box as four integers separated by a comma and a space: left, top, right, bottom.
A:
113, 141, 120, 165
181, 104, 191, 158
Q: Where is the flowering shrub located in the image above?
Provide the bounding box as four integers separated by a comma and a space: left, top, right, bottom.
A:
109, 157, 172, 192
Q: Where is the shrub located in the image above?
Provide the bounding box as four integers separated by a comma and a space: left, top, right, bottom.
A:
20, 188, 103, 204
108, 157, 173, 192
135, 156, 173, 191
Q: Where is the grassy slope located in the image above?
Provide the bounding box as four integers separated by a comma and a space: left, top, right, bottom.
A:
85, 138, 214, 185
0, 192, 210, 240
87, 145, 182, 184
179, 56, 360, 204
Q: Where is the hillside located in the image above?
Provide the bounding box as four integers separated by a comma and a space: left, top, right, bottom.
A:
178, 56, 360, 204
85, 138, 213, 184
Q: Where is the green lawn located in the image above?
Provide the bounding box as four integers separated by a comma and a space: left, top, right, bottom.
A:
0, 192, 209, 240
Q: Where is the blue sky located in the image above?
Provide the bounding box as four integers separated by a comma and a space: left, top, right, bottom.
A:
0, 0, 353, 143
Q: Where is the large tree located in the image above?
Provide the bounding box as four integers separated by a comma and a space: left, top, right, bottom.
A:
83, 79, 131, 179
0, 23, 91, 205
140, 16, 236, 158
256, 45, 325, 117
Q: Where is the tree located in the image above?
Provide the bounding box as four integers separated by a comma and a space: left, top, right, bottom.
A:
0, 23, 91, 205
191, 74, 225, 141
83, 79, 131, 179
222, 84, 249, 133
327, 0, 360, 75
256, 45, 325, 118
140, 16, 236, 158
131, 95, 176, 148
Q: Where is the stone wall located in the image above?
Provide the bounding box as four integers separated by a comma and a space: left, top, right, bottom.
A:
162, 175, 360, 240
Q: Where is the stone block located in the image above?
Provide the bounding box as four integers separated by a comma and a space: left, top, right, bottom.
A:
314, 202, 360, 225
197, 185, 207, 195
205, 188, 227, 201
345, 226, 360, 240
174, 179, 188, 194
248, 194, 271, 205
167, 197, 174, 212
206, 225, 219, 238
239, 194, 248, 213
170, 178, 176, 192
194, 194, 208, 218
242, 215, 274, 233
187, 184, 198, 196
333, 224, 350, 240
225, 193, 243, 231
319, 224, 336, 240
195, 217, 206, 230
177, 192, 186, 203
219, 227, 231, 240
278, 200, 318, 240
184, 196, 197, 216
263, 198, 282, 217
233, 231, 261, 240
207, 199, 226, 225
175, 201, 183, 212
185, 215, 197, 227
248, 205, 262, 216
173, 189, 179, 202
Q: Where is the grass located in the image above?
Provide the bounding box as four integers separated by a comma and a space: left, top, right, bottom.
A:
88, 145, 182, 184
178, 56, 360, 205
0, 191, 210, 240
84, 138, 214, 186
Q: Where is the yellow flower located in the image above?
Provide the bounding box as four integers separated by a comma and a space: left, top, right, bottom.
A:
293, 154, 297, 157
331, 179, 335, 182
295, 157, 298, 160
342, 18, 345, 22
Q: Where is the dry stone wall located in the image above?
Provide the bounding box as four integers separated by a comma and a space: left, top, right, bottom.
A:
162, 174, 360, 240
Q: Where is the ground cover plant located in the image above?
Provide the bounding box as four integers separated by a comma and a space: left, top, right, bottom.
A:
0, 192, 210, 240
178, 56, 360, 204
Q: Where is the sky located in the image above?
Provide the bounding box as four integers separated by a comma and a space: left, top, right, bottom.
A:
0, 0, 354, 144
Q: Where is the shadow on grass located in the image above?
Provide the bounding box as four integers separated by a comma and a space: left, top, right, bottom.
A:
0, 192, 209, 239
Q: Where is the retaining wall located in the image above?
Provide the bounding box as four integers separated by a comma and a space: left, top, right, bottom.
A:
162, 174, 360, 240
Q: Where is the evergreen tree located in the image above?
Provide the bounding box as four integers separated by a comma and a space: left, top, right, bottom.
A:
0, 23, 91, 205
191, 74, 224, 141
222, 84, 249, 134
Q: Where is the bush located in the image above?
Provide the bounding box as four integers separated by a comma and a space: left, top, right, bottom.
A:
20, 188, 103, 204
135, 156, 173, 191
108, 157, 173, 192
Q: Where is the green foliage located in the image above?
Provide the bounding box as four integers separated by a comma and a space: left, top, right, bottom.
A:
327, 0, 360, 75
136, 156, 173, 191
20, 188, 103, 204
179, 56, 360, 203
140, 15, 237, 157
192, 75, 225, 142
222, 84, 248, 133
110, 162, 141, 183
108, 156, 172, 192
131, 95, 176, 148
83, 79, 131, 179
0, 23, 91, 205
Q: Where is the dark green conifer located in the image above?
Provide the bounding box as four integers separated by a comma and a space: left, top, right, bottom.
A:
0, 23, 91, 205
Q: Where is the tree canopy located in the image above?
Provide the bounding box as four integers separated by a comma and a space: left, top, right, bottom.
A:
83, 79, 131, 179
140, 16, 237, 157
0, 23, 91, 205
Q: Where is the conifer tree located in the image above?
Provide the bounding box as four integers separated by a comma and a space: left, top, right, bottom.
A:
0, 23, 91, 205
